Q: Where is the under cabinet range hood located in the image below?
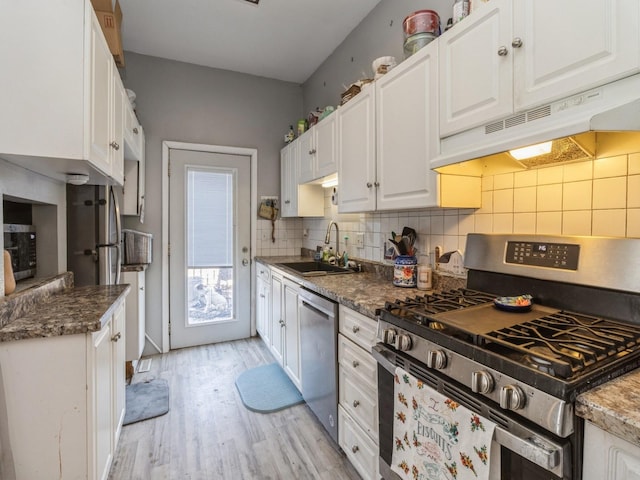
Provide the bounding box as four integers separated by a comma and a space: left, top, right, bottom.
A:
432, 74, 640, 177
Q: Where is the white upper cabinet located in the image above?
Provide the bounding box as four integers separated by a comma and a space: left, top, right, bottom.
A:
0, 0, 126, 185
315, 113, 337, 179
439, 0, 640, 137
280, 141, 324, 218
337, 86, 377, 213
376, 40, 439, 211
297, 114, 337, 184
439, 0, 513, 137
513, 0, 640, 111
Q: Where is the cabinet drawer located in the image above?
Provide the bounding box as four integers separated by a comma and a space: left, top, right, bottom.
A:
256, 263, 271, 283
339, 365, 378, 442
338, 405, 379, 480
339, 305, 377, 351
338, 333, 377, 390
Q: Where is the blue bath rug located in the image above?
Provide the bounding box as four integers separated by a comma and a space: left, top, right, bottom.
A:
235, 363, 304, 413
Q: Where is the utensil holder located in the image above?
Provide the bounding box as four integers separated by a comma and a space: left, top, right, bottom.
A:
393, 255, 417, 287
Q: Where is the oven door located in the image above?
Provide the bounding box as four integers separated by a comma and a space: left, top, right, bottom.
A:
373, 344, 573, 480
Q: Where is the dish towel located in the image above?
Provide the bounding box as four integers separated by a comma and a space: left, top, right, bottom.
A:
391, 367, 496, 480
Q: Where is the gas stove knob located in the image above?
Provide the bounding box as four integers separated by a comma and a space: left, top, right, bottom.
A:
426, 350, 447, 370
395, 334, 412, 351
500, 385, 526, 411
471, 371, 494, 394
382, 328, 397, 344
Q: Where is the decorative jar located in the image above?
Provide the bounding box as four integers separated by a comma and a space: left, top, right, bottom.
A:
393, 255, 417, 287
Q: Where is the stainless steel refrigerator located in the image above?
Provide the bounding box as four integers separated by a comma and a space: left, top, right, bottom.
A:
67, 185, 121, 286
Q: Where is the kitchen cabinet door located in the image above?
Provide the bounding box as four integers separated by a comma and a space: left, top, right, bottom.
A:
297, 128, 316, 184
90, 319, 114, 480
123, 270, 145, 362
283, 278, 301, 389
337, 86, 377, 213
376, 39, 439, 210
280, 143, 298, 217
110, 71, 125, 186
111, 300, 126, 447
583, 421, 640, 480
439, 0, 514, 137
315, 113, 337, 179
270, 272, 284, 365
513, 0, 640, 111
256, 264, 271, 345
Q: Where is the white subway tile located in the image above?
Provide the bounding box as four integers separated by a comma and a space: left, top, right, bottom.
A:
482, 175, 494, 191
627, 209, 640, 237
537, 165, 563, 185
430, 215, 444, 234
629, 153, 640, 175
477, 191, 494, 214
493, 188, 514, 213
513, 213, 536, 234
458, 213, 475, 236
493, 213, 513, 233
494, 173, 515, 189
443, 235, 459, 252
563, 160, 593, 182
628, 175, 640, 208
474, 214, 493, 233
514, 169, 538, 188
537, 184, 563, 211
593, 177, 627, 209
536, 212, 562, 235
592, 209, 626, 237
594, 155, 627, 178
513, 186, 536, 212
444, 215, 459, 236
563, 181, 592, 211
562, 211, 592, 236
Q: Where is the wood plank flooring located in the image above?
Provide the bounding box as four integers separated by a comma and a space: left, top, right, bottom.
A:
108, 337, 362, 480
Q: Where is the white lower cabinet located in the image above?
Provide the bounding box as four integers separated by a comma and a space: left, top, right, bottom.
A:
255, 262, 271, 345
263, 267, 301, 390
583, 421, 640, 480
0, 298, 126, 480
122, 270, 146, 362
338, 305, 379, 480
339, 405, 380, 480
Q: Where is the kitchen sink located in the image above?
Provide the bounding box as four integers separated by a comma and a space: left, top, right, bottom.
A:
276, 261, 356, 276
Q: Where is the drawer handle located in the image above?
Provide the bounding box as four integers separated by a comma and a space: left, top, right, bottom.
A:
353, 400, 360, 408
352, 360, 360, 368
111, 332, 122, 342
352, 445, 359, 454
352, 325, 360, 334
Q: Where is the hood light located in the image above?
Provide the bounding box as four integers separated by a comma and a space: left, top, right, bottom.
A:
509, 141, 553, 160
321, 175, 338, 188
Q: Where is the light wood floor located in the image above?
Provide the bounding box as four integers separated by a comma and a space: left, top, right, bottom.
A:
108, 337, 362, 480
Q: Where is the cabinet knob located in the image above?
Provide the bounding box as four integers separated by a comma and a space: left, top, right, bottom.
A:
351, 445, 359, 454
111, 332, 122, 342
259, 293, 265, 298
133, 127, 139, 134
352, 325, 360, 333
497, 46, 509, 56
374, 181, 380, 187
366, 182, 373, 188
279, 319, 285, 326
353, 400, 360, 408
110, 141, 120, 150
352, 360, 360, 368
511, 37, 523, 48
284, 200, 291, 204
140, 286, 144, 291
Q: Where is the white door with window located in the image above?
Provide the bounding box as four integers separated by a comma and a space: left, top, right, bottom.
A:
169, 148, 251, 349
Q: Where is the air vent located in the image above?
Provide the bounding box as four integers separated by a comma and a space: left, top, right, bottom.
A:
527, 104, 551, 121
484, 103, 553, 135
485, 121, 504, 134
505, 113, 526, 129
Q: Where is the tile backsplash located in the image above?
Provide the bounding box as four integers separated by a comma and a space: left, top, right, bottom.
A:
258, 152, 640, 263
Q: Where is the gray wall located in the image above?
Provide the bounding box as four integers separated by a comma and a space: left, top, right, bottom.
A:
119, 52, 302, 354
302, 0, 451, 113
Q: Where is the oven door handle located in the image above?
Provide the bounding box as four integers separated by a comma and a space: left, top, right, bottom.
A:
373, 344, 565, 477
494, 427, 562, 474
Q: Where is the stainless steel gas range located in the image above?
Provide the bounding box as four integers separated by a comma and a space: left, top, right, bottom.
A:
373, 233, 640, 480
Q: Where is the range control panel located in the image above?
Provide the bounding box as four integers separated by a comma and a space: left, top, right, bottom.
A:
505, 241, 580, 270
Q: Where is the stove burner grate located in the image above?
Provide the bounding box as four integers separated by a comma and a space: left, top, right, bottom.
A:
483, 311, 640, 378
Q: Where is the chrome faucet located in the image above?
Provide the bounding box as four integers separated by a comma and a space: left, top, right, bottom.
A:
324, 220, 339, 259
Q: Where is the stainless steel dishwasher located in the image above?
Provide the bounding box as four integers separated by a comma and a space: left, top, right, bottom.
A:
298, 287, 338, 443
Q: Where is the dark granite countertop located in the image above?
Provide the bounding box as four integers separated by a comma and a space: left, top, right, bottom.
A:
256, 256, 465, 319
576, 369, 640, 447
0, 273, 130, 342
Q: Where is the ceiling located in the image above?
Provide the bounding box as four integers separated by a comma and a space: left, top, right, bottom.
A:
118, 0, 382, 84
